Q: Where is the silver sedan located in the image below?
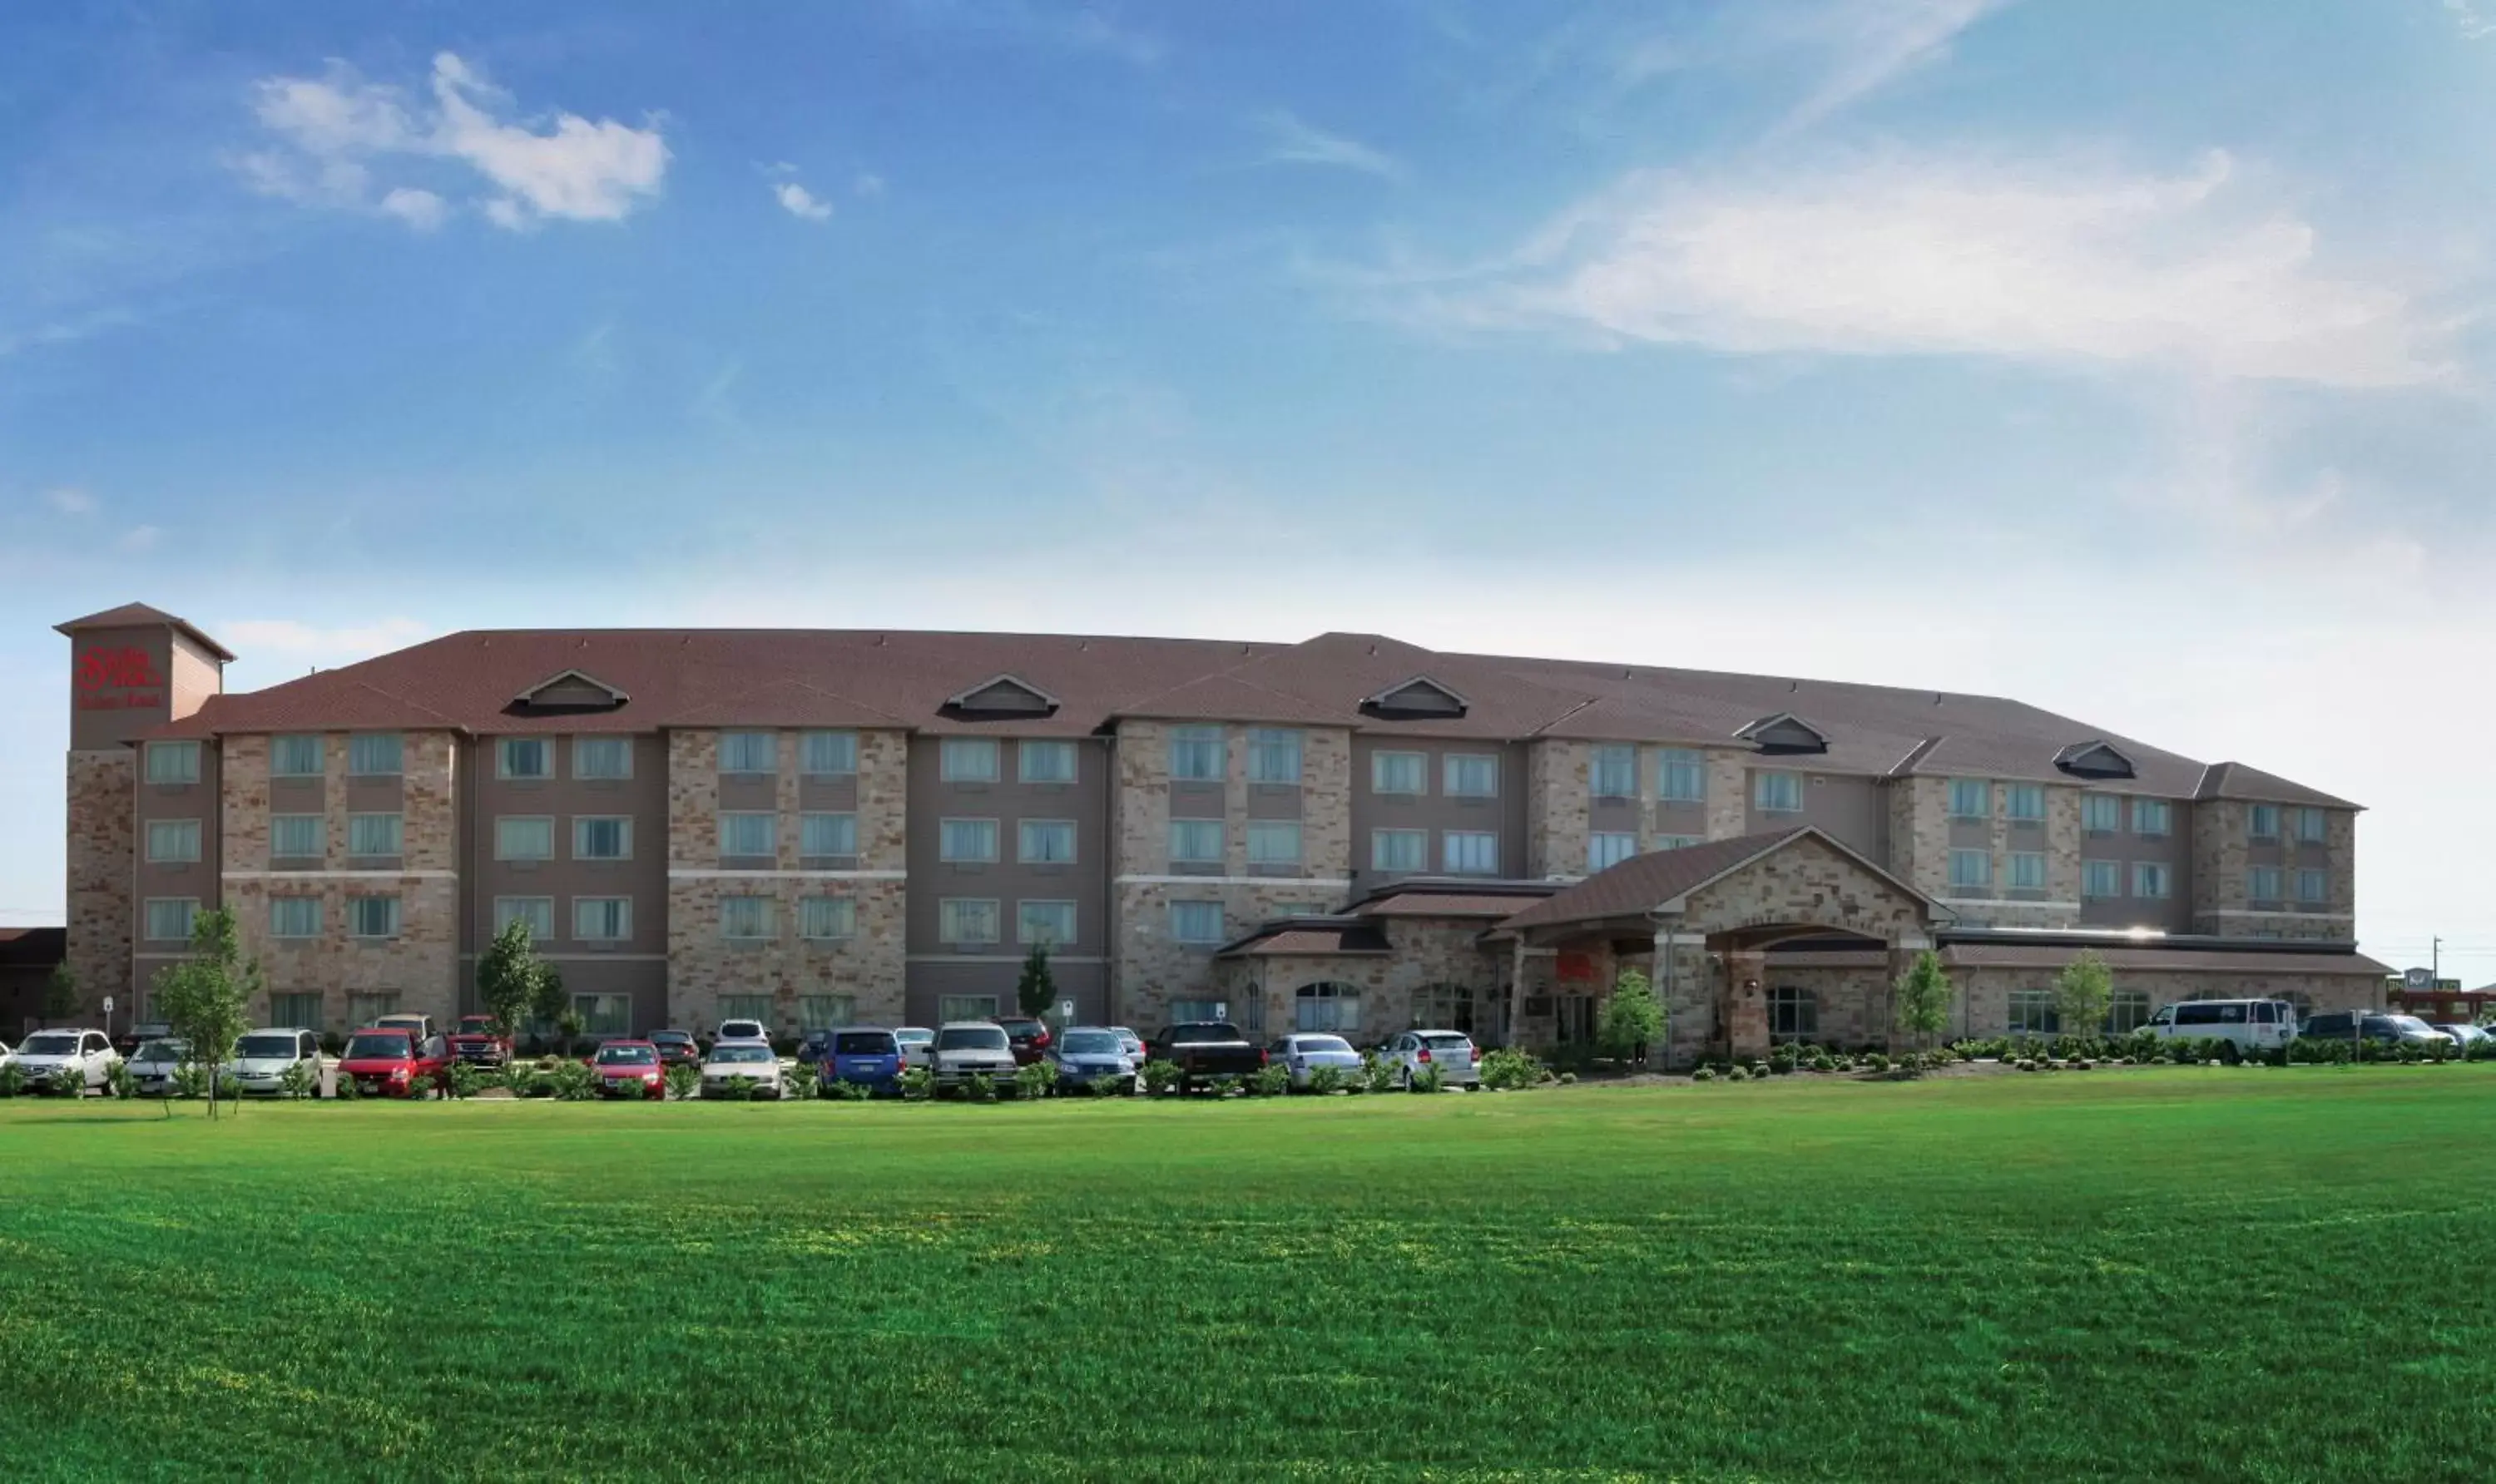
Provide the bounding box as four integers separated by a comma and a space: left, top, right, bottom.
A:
1270, 1033, 1364, 1089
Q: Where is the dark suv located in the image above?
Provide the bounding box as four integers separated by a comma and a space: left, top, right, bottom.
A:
997, 1017, 1053, 1066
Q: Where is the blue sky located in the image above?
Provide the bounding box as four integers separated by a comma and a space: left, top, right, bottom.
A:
4, 1, 2493, 979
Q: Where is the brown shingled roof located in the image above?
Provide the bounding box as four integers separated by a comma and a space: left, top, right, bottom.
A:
1216, 921, 1394, 957
2194, 762, 2359, 811
1939, 943, 2390, 977
56, 601, 235, 662
1495, 829, 1929, 933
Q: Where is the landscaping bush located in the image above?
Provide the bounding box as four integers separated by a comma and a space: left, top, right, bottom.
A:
1142, 1059, 1181, 1096
1015, 1061, 1059, 1100
0, 1062, 22, 1098
963, 1071, 997, 1103
1360, 1053, 1399, 1096
1766, 1046, 1797, 1076
279, 1059, 320, 1101
899, 1066, 934, 1100
715, 1075, 758, 1102
1304, 1065, 1348, 1096
331, 1068, 359, 1101
1478, 1047, 1545, 1091
1691, 1066, 1717, 1082
821, 1076, 870, 1101
446, 1061, 490, 1101
547, 1061, 599, 1102
1862, 1052, 1889, 1073
1250, 1063, 1292, 1097
785, 1062, 820, 1101
1724, 1065, 1750, 1082
1408, 1063, 1445, 1094
2468, 1037, 2496, 1062
504, 1063, 549, 1098
1808, 1054, 1835, 1073
1207, 1074, 1243, 1098
1557, 1071, 1577, 1085
47, 1064, 88, 1098
107, 1062, 136, 1100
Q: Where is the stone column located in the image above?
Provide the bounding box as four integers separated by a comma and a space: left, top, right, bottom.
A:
1725, 948, 1768, 1061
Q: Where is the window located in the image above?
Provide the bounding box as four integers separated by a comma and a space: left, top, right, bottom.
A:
1169, 901, 1225, 944
1018, 819, 1077, 864
939, 898, 1000, 944
1769, 987, 1818, 1042
2105, 990, 2151, 1036
798, 996, 856, 1032
143, 898, 198, 942
1444, 754, 1499, 798
348, 813, 401, 857
574, 897, 632, 941
1168, 999, 1224, 1025
1658, 749, 1706, 804
345, 991, 399, 1026
797, 896, 854, 941
347, 895, 399, 938
719, 730, 777, 775
1372, 750, 1426, 795
720, 896, 775, 940
1018, 740, 1077, 784
575, 995, 631, 1037
1018, 899, 1077, 946
1589, 833, 1637, 871
1443, 831, 1498, 875
1655, 835, 1701, 851
800, 730, 857, 776
2248, 865, 2284, 903
493, 897, 554, 941
1590, 745, 1635, 799
498, 738, 551, 779
271, 735, 324, 777
2006, 784, 2045, 822
1413, 983, 1475, 1035
800, 813, 857, 858
2082, 860, 2122, 900
940, 737, 999, 783
1169, 819, 1224, 863
716, 995, 773, 1026
1372, 829, 1426, 872
1753, 770, 1803, 813
1169, 725, 1224, 781
938, 995, 998, 1022
2295, 807, 2327, 843
2295, 868, 2327, 905
2249, 804, 2279, 841
1294, 982, 1361, 1033
573, 737, 631, 780
1948, 779, 1991, 819
270, 898, 322, 938
2008, 988, 2058, 1036
2082, 794, 2122, 834
1246, 820, 1303, 867
1949, 849, 1992, 891
1247, 729, 1303, 784
2132, 862, 2171, 899
146, 819, 201, 863
2008, 853, 2047, 892
347, 733, 402, 776
271, 814, 322, 858
2132, 798, 2172, 837
939, 818, 999, 863
269, 992, 322, 1031
145, 741, 201, 784
718, 812, 775, 858
496, 816, 554, 861
574, 816, 632, 860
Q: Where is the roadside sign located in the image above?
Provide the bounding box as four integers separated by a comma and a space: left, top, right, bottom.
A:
2403, 967, 2434, 991
102, 996, 115, 1014
1057, 999, 1074, 1021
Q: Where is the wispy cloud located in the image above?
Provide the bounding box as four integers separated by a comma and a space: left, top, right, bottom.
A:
118, 524, 163, 552
43, 487, 95, 516
772, 181, 834, 221
1772, 0, 2008, 135
1250, 111, 1405, 181
2448, 0, 2496, 40
0, 306, 141, 359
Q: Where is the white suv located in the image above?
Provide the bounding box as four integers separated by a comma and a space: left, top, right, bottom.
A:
12, 1028, 120, 1094
713, 1018, 772, 1047
1380, 1029, 1481, 1089
930, 1021, 1019, 1096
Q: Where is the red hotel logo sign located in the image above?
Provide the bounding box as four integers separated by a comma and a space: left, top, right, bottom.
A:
75, 646, 166, 711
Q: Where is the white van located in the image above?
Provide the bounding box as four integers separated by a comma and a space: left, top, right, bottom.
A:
2142, 999, 2298, 1058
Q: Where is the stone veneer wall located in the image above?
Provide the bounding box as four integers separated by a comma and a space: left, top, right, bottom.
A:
1524, 739, 1587, 879
65, 748, 136, 1013
2189, 801, 2357, 941
1884, 776, 1949, 900
1703, 750, 1750, 840
1217, 918, 1508, 1042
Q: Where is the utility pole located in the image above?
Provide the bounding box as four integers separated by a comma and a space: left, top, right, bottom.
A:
2434, 936, 2442, 985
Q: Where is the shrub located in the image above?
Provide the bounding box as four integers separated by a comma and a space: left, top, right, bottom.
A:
331, 1067, 359, 1101
2468, 1037, 2496, 1063
1691, 1066, 1717, 1082
899, 1066, 934, 1100
716, 1075, 758, 1102
547, 1061, 599, 1102
1809, 1054, 1835, 1073
1724, 1065, 1750, 1082
1305, 1065, 1348, 1096
279, 1059, 320, 1101
1208, 1074, 1242, 1098
1250, 1062, 1292, 1098
785, 1061, 820, 1101
47, 1063, 88, 1098
1142, 1059, 1181, 1095
663, 1064, 700, 1101
1478, 1047, 1544, 1091
1015, 1061, 1059, 1100
822, 1076, 870, 1102
1408, 1063, 1445, 1094
1360, 1053, 1400, 1096
1557, 1071, 1577, 1085
0, 1062, 22, 1098
446, 1061, 490, 1101
1863, 1052, 1889, 1073
107, 1061, 136, 1100
963, 1071, 997, 1103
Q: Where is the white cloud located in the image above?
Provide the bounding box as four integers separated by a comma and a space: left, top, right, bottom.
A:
426, 54, 667, 226
1772, 0, 2008, 134
118, 525, 162, 552
43, 487, 95, 516
378, 186, 447, 230
772, 181, 834, 221
1251, 111, 1404, 180
1431, 149, 2455, 388
2448, 0, 2496, 40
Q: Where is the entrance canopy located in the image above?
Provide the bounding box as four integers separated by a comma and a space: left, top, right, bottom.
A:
1492, 827, 1949, 952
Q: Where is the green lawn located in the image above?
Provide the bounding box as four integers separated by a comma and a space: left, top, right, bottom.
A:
2, 1070, 2491, 1482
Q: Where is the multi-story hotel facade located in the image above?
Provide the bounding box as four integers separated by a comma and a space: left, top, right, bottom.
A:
59, 603, 2387, 1066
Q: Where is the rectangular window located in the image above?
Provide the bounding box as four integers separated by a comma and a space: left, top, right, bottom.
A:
1658, 749, 1705, 803
2295, 807, 2327, 843
938, 995, 998, 1023
720, 896, 775, 940
2105, 990, 2152, 1036
2082, 794, 2122, 834
1018, 740, 1077, 784
2006, 784, 2046, 822
269, 897, 322, 938
1018, 899, 1077, 946
938, 818, 999, 863
271, 814, 322, 858
495, 816, 554, 861
1948, 779, 1991, 819
497, 737, 551, 779
1169, 901, 1225, 944
493, 897, 554, 942
1246, 729, 1303, 784
940, 737, 999, 783
2008, 852, 2047, 891
347, 813, 402, 857
346, 895, 399, 938
1169, 725, 1224, 781
719, 730, 777, 775
1169, 819, 1224, 863
1371, 750, 1426, 795
938, 898, 1000, 944
145, 819, 201, 863
800, 730, 857, 776
2082, 860, 2122, 900
718, 812, 776, 858
2008, 987, 2059, 1036
269, 992, 322, 1031
573, 897, 632, 942
1754, 770, 1803, 813
1371, 829, 1426, 873
2249, 804, 2280, 841
797, 896, 854, 941
2132, 862, 2171, 899
716, 995, 773, 1026
2132, 799, 2172, 837
145, 740, 201, 784
1246, 820, 1302, 866
1589, 833, 1637, 871
271, 735, 324, 778
2249, 865, 2285, 903
1018, 819, 1077, 864
798, 996, 856, 1032
573, 816, 632, 860
345, 992, 399, 1026
1168, 999, 1222, 1025
143, 898, 198, 942
1444, 831, 1498, 874
572, 736, 631, 780
2295, 868, 2327, 905
347, 733, 403, 776
1444, 753, 1499, 798
1949, 849, 1992, 891
1590, 745, 1635, 799
800, 813, 857, 858
575, 994, 631, 1037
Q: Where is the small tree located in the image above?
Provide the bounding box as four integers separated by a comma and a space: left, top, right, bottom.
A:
475, 916, 544, 1038
1015, 942, 1057, 1021
42, 964, 81, 1026
530, 961, 571, 1054
1597, 967, 1664, 1066
2054, 950, 2114, 1043
152, 908, 260, 1121
1893, 949, 1953, 1055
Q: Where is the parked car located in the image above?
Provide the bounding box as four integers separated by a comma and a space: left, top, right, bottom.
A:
114, 1020, 173, 1058
894, 1026, 935, 1070
713, 1018, 772, 1047
225, 1028, 323, 1096
2437, 1023, 2492, 1051
930, 1021, 1020, 1096
795, 1028, 838, 1071
448, 1014, 515, 1068
649, 1029, 703, 1070
700, 1042, 785, 1099
998, 1015, 1054, 1066
1149, 1021, 1265, 1091
825, 1027, 905, 1093
1270, 1032, 1363, 1090
1048, 1026, 1142, 1095
126, 1037, 188, 1096
2141, 998, 2299, 1059
1380, 1029, 1482, 1089
372, 1013, 440, 1049
2299, 1011, 2454, 1049
1108, 1026, 1147, 1062
338, 1029, 452, 1099
590, 1040, 667, 1100
11, 1029, 119, 1095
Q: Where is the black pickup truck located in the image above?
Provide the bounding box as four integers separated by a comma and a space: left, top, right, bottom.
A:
1149, 1021, 1265, 1091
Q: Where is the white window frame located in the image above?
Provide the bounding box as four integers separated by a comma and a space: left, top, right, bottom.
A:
1168, 725, 1224, 782
347, 732, 403, 777
1658, 749, 1705, 804
1753, 770, 1803, 813
493, 896, 555, 942
1246, 820, 1303, 867
1589, 833, 1637, 872
2082, 794, 2122, 834
1246, 728, 1303, 784
497, 737, 552, 780
573, 896, 632, 942
940, 737, 1000, 784
2082, 859, 2122, 900
2132, 799, 2172, 837
1443, 753, 1499, 799
1443, 830, 1498, 875
269, 897, 322, 938
270, 813, 323, 858
800, 730, 858, 776
1169, 819, 1224, 864
800, 812, 858, 858
2248, 865, 2285, 903
797, 896, 854, 942
2006, 784, 2046, 822
143, 898, 199, 942
938, 898, 1000, 945
495, 816, 556, 862
145, 740, 201, 785
346, 894, 400, 939
270, 735, 324, 778
1018, 819, 1077, 864
1371, 829, 1426, 873
719, 895, 775, 940
572, 815, 633, 860
347, 812, 403, 857
2008, 852, 2047, 892
718, 730, 778, 776
1370, 750, 1427, 796
1948, 779, 1991, 820
1948, 848, 1992, 891
145, 818, 201, 863
572, 736, 632, 780
1169, 901, 1225, 945
1589, 745, 1636, 799
938, 817, 1000, 863
717, 812, 777, 858
1018, 899, 1077, 947
1018, 740, 1078, 784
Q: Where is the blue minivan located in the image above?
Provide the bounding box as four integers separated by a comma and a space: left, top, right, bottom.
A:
825, 1026, 904, 1093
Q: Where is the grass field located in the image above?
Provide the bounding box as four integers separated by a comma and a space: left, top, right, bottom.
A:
2, 1069, 2492, 1482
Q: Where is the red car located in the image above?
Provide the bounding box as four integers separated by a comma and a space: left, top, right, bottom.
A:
338, 1028, 453, 1099
589, 1040, 667, 1100
998, 1016, 1054, 1066
448, 1014, 515, 1069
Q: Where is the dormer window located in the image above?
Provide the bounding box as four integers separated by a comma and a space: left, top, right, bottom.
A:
943, 674, 1058, 720
1360, 675, 1468, 720
2054, 740, 2135, 779
1735, 712, 1829, 756
512, 669, 628, 713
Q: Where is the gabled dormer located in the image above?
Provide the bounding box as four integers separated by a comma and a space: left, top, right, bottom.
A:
1735, 711, 1829, 756
2054, 740, 2136, 780
510, 668, 629, 713
943, 673, 1059, 720
1360, 674, 1468, 720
